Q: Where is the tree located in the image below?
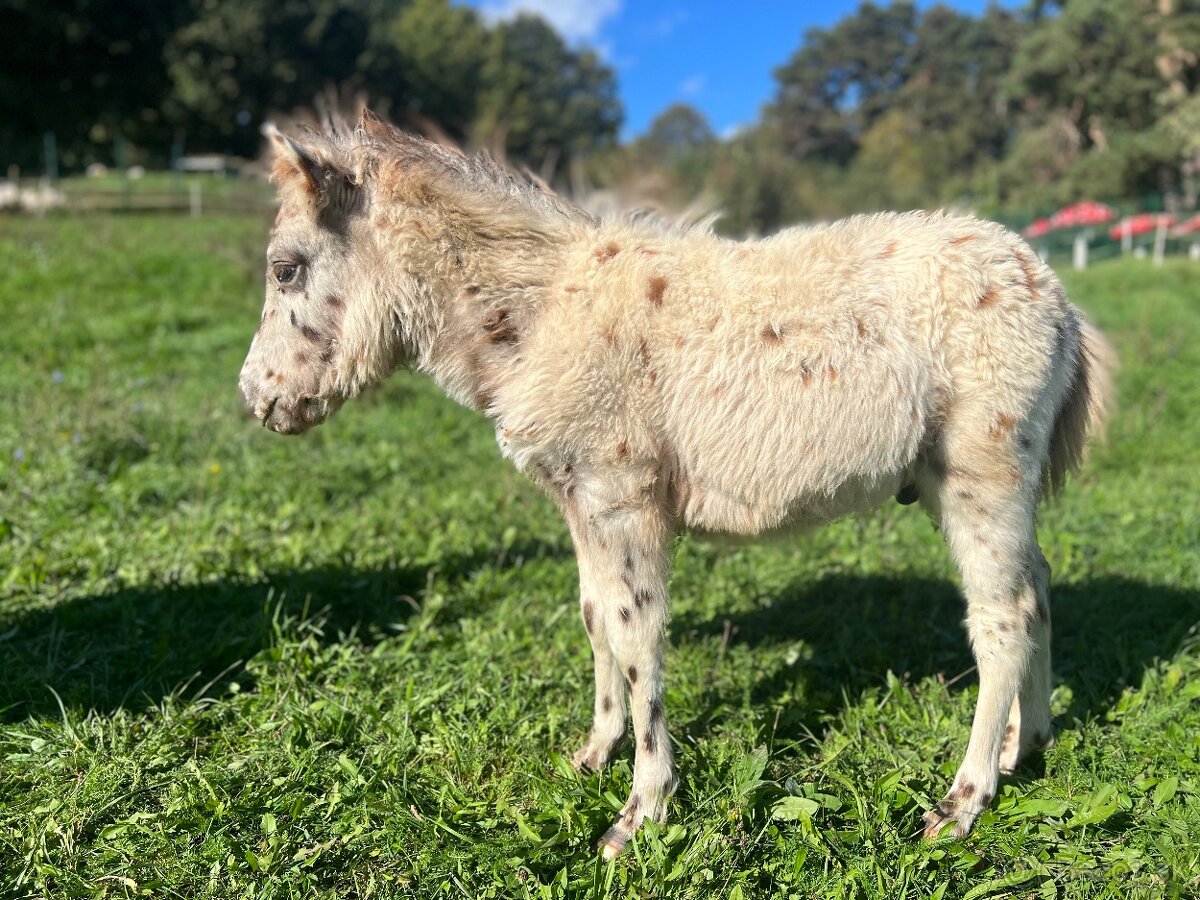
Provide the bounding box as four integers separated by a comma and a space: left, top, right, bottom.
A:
1008, 0, 1164, 148
0, 0, 192, 169
637, 104, 715, 159
475, 15, 622, 171
164, 0, 381, 157
769, 2, 917, 163
630, 104, 716, 200
362, 0, 489, 140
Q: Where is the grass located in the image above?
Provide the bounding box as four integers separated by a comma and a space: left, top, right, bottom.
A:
0, 214, 1198, 898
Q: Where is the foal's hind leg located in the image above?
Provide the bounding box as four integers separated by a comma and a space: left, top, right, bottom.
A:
920, 456, 1047, 839
1000, 548, 1053, 773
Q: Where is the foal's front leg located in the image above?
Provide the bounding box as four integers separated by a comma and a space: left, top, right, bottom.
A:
569, 502, 676, 858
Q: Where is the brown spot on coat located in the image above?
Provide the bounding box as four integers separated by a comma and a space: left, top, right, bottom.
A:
854, 316, 868, 340
827, 363, 839, 381
473, 387, 494, 411
595, 242, 621, 262
643, 731, 656, 753
952, 782, 976, 801
637, 247, 660, 256
619, 607, 631, 623
582, 601, 594, 635
1017, 252, 1041, 301
563, 284, 583, 294
300, 324, 322, 344
627, 666, 638, 684
647, 275, 668, 307
616, 440, 630, 460
761, 325, 783, 344
290, 310, 299, 328
482, 308, 519, 345
649, 698, 664, 725
647, 369, 658, 387
880, 240, 898, 258
989, 412, 1016, 440
602, 695, 612, 713
949, 234, 976, 246
293, 351, 309, 365
978, 286, 1000, 308
1001, 725, 1015, 752
325, 295, 345, 311
638, 338, 651, 367
674, 335, 686, 349
633, 589, 652, 609
800, 366, 813, 387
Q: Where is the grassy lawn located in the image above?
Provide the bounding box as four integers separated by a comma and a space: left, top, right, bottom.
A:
1, 214, 1198, 899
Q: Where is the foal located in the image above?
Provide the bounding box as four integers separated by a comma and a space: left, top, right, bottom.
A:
239, 113, 1110, 856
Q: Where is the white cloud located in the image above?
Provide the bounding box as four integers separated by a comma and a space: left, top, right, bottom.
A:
642, 9, 688, 39
480, 0, 622, 42
680, 74, 705, 97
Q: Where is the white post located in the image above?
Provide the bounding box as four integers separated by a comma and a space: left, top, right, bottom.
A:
1122, 223, 1133, 255
1153, 219, 1167, 266
190, 182, 202, 217
1189, 240, 1199, 261
1072, 230, 1090, 271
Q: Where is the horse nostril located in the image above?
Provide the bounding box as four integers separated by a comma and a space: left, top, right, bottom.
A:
262, 396, 278, 426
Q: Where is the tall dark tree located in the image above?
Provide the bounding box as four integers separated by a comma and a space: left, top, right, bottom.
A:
164, 0, 380, 156
475, 15, 622, 171
0, 0, 191, 169
361, 0, 489, 140
769, 1, 917, 163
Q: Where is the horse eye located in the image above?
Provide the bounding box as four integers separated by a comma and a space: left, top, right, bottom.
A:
273, 262, 300, 285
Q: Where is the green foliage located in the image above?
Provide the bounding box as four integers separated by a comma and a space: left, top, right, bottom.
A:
656, 0, 1200, 233
0, 0, 191, 169
1, 213, 1199, 897
1, 0, 620, 169
475, 15, 621, 171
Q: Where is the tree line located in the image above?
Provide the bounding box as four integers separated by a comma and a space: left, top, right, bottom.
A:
621, 0, 1200, 233
2, 0, 1199, 232
0, 0, 620, 173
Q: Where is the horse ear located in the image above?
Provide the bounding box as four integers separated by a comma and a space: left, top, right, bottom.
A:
266, 125, 330, 199
357, 107, 391, 141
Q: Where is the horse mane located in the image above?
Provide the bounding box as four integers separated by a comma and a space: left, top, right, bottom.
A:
270, 111, 598, 238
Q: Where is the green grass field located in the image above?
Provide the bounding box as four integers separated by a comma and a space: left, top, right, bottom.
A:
1, 214, 1198, 898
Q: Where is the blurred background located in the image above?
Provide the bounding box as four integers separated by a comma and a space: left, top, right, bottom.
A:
3, 0, 1200, 261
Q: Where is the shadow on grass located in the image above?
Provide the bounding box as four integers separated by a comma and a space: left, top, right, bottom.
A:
671, 573, 1200, 742
3, 561, 1197, 735
0, 539, 564, 721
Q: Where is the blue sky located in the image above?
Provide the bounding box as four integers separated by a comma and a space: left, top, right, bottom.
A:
461, 1, 1022, 140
